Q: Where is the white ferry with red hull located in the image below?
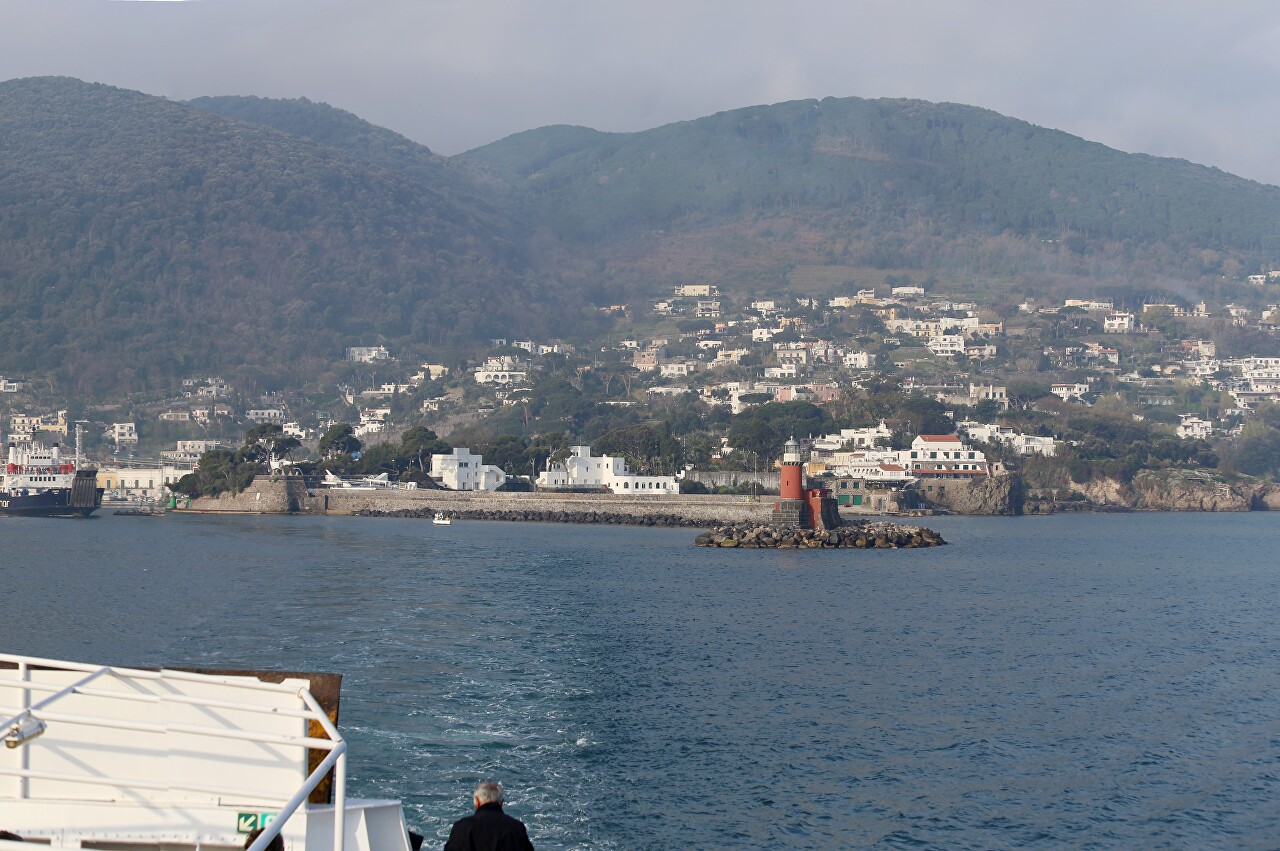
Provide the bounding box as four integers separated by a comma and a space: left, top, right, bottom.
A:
0, 441, 103, 517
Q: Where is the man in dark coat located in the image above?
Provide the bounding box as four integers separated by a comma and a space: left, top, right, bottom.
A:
444, 781, 535, 851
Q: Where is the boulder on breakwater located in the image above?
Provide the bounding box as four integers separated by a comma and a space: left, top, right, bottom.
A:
694, 521, 946, 549
353, 506, 711, 527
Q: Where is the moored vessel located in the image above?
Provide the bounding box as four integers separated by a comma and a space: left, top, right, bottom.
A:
0, 441, 103, 517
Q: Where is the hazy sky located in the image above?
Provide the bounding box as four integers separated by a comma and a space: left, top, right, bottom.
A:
4, 1, 1280, 184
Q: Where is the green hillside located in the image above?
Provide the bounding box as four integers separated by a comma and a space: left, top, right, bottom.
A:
461, 96, 1280, 288
4, 80, 1280, 402
0, 77, 556, 397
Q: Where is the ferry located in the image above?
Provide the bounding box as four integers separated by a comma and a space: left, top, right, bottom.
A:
0, 441, 103, 517
0, 654, 414, 850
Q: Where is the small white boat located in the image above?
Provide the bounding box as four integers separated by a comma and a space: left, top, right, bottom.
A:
432, 512, 452, 525
0, 653, 412, 850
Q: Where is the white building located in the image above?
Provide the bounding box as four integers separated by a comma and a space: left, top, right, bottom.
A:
959, 421, 1058, 456
1104, 312, 1136, 333
674, 284, 718, 298
927, 335, 967, 357
659, 361, 696, 378
474, 354, 529, 385
825, 450, 918, 486
892, 285, 926, 298
811, 421, 894, 454
111, 422, 138, 445
346, 345, 390, 363
536, 445, 678, 493
1176, 414, 1213, 440
431, 448, 508, 491
694, 299, 722, 318
1064, 299, 1114, 311
898, 435, 989, 478
246, 409, 286, 424
160, 439, 224, 464
97, 464, 194, 500
764, 364, 799, 379
752, 327, 779, 342
1051, 383, 1091, 401
714, 349, 750, 366
775, 348, 810, 366
843, 351, 872, 369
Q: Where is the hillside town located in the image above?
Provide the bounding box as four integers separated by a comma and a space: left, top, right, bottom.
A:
6, 276, 1280, 511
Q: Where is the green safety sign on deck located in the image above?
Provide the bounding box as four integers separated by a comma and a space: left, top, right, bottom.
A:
236, 812, 277, 833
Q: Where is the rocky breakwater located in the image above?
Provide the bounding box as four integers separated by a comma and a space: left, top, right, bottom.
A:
695, 521, 946, 549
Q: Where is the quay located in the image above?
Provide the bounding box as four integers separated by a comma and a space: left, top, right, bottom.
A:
174, 478, 778, 526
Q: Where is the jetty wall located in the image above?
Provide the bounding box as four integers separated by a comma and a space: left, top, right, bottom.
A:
178, 478, 309, 513
682, 471, 781, 493
312, 489, 773, 524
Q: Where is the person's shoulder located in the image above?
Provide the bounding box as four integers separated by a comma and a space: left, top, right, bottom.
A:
447, 812, 479, 835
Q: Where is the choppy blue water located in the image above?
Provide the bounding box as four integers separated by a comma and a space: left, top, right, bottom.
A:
3, 512, 1279, 849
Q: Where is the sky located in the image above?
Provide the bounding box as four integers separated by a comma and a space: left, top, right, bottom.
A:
4, 0, 1280, 184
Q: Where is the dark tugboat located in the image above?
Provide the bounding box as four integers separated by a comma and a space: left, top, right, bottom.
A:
0, 440, 103, 517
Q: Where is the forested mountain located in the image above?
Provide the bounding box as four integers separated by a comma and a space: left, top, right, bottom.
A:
4, 79, 1280, 401
0, 77, 553, 397
462, 96, 1280, 294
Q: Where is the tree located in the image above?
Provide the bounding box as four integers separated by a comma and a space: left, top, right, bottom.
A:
241, 424, 298, 467
727, 401, 833, 468
477, 435, 530, 474
400, 426, 450, 473
319, 423, 361, 459
526, 431, 570, 477
593, 423, 684, 475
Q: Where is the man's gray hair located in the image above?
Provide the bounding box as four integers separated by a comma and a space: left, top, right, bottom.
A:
473, 781, 504, 805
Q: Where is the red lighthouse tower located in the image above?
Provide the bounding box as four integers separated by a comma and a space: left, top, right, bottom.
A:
770, 436, 842, 530
771, 437, 809, 527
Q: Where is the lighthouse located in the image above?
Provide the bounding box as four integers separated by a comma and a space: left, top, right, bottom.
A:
771, 436, 809, 526
779, 436, 804, 500
770, 436, 842, 530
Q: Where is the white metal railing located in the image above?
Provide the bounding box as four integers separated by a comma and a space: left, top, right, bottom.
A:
0, 653, 347, 850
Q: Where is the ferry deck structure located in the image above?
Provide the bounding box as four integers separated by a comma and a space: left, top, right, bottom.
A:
0, 654, 412, 850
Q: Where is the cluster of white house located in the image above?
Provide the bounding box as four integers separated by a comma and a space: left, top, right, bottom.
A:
805, 420, 1058, 487
428, 445, 680, 493
809, 432, 996, 487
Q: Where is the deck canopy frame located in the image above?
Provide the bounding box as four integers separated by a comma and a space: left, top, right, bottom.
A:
0, 653, 349, 851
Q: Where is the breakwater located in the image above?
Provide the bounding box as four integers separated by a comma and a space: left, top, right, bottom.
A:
355, 506, 709, 527
695, 521, 946, 548
179, 480, 774, 524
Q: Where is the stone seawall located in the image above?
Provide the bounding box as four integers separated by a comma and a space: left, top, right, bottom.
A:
318, 490, 773, 525
177, 478, 309, 513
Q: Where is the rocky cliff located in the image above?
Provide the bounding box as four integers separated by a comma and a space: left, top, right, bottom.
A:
930, 474, 1026, 516
1131, 469, 1271, 511
1070, 469, 1280, 511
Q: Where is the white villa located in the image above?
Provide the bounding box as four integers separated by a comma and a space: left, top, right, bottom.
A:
1104, 311, 1136, 333
899, 435, 989, 479
958, 421, 1058, 456
536, 445, 678, 494
1176, 415, 1213, 440
431, 448, 508, 491
811, 421, 893, 455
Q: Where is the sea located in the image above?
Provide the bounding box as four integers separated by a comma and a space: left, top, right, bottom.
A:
3, 511, 1279, 850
